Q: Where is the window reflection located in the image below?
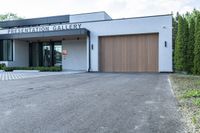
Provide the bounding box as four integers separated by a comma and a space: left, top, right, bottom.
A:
0, 40, 13, 61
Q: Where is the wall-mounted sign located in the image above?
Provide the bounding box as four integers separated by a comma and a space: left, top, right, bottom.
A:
7, 23, 82, 34
62, 50, 67, 55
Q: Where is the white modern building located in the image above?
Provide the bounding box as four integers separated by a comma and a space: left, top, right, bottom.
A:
0, 11, 172, 72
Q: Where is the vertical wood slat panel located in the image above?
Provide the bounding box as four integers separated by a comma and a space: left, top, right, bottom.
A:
99, 34, 158, 72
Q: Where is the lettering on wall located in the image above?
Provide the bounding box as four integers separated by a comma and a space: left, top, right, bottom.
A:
7, 23, 82, 34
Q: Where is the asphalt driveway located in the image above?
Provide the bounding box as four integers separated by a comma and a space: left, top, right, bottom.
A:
0, 73, 186, 133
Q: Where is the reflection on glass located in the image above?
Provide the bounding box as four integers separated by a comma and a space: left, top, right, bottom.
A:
43, 43, 51, 67
29, 41, 62, 67
54, 44, 62, 66
0, 40, 13, 61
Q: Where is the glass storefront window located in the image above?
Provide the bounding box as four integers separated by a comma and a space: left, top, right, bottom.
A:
0, 40, 13, 61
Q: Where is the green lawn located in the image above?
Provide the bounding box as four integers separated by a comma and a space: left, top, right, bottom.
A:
170, 74, 200, 132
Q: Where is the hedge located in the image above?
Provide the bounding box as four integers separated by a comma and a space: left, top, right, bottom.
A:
1, 66, 62, 72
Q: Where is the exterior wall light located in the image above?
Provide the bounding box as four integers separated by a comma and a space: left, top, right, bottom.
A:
91, 44, 94, 50
165, 41, 167, 47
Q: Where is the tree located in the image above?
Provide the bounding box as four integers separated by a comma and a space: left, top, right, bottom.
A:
172, 17, 178, 49
172, 12, 181, 71
0, 13, 22, 21
172, 12, 180, 48
182, 17, 189, 71
174, 16, 189, 72
187, 18, 195, 73
175, 16, 185, 71
193, 14, 200, 74
192, 8, 200, 18
172, 15, 178, 70
185, 11, 191, 21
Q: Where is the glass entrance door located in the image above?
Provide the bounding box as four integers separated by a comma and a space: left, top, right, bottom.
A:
54, 42, 62, 66
43, 43, 52, 67
29, 41, 62, 67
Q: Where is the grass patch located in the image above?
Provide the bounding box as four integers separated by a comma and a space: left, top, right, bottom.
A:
182, 89, 200, 98
195, 80, 200, 86
192, 116, 197, 124
193, 98, 200, 106
170, 74, 200, 132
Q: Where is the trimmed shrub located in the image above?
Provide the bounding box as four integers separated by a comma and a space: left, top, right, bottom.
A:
2, 66, 62, 72
0, 63, 6, 70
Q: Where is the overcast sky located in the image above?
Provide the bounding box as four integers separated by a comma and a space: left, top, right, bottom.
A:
0, 0, 199, 19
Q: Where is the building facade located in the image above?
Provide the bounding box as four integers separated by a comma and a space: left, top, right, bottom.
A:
0, 11, 172, 72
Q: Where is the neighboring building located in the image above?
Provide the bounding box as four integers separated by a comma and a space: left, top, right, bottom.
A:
0, 11, 172, 72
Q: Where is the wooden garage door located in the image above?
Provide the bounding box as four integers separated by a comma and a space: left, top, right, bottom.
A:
99, 34, 158, 72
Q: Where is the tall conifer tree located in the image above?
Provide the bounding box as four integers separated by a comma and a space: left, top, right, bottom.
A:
193, 14, 200, 74
187, 18, 195, 73
172, 14, 178, 71
175, 16, 185, 71
182, 17, 189, 71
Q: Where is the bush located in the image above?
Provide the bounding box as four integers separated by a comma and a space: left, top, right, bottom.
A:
2, 66, 62, 72
0, 63, 6, 70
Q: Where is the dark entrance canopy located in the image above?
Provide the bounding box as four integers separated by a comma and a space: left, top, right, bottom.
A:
0, 29, 89, 40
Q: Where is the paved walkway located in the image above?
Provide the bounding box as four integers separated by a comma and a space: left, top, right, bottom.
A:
0, 71, 83, 81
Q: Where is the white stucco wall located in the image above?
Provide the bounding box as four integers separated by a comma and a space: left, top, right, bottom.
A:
76, 15, 172, 72
7, 40, 29, 67
70, 12, 112, 23
62, 39, 87, 71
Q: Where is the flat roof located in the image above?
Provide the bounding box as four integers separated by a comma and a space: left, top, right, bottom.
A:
69, 14, 172, 24
0, 15, 69, 28
0, 11, 172, 28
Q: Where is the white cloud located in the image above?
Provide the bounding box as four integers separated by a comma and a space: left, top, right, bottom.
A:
0, 0, 199, 19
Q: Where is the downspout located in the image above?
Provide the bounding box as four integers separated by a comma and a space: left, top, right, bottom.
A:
88, 31, 91, 72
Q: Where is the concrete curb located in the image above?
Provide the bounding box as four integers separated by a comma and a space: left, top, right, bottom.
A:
13, 70, 40, 73
168, 77, 175, 97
